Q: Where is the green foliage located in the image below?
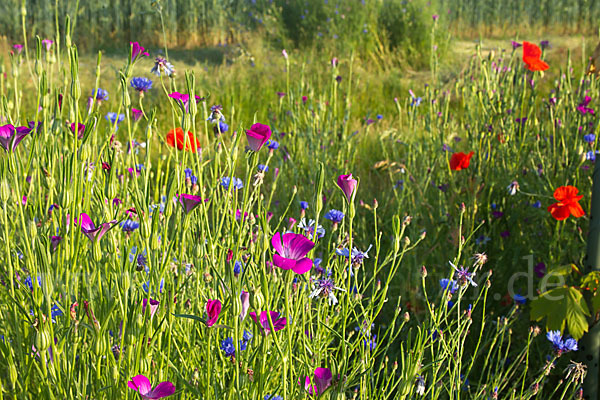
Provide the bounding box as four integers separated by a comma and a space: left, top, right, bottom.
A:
530, 286, 590, 339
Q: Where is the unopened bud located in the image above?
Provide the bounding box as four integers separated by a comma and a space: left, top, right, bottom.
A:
403, 312, 410, 322
402, 215, 412, 227
421, 265, 428, 278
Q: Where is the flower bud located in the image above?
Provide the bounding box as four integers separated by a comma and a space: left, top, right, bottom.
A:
250, 288, 265, 311
0, 180, 10, 202
403, 312, 410, 322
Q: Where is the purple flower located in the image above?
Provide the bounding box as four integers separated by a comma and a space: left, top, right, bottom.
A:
127, 374, 175, 399
450, 261, 477, 287
303, 367, 332, 395
121, 220, 140, 232
271, 232, 315, 274
132, 108, 143, 121
221, 177, 243, 191
534, 262, 546, 278
70, 122, 85, 139
220, 337, 236, 357
92, 88, 109, 102
540, 40, 550, 50
249, 311, 287, 335
131, 77, 153, 92
130, 42, 149, 63
50, 236, 62, 252
0, 124, 31, 152
246, 123, 272, 151
178, 193, 205, 214
13, 44, 23, 54
337, 174, 358, 203
546, 330, 578, 356
577, 96, 594, 115
584, 134, 596, 143
511, 41, 522, 49
79, 213, 117, 243
206, 299, 221, 327
277, 91, 286, 98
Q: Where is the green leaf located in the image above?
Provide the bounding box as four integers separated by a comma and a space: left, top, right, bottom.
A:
173, 313, 206, 324
530, 286, 590, 339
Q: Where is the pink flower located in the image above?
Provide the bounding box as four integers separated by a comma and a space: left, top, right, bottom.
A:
13, 44, 23, 54
132, 108, 143, 121
0, 124, 31, 152
41, 39, 53, 51
337, 174, 357, 203
271, 232, 315, 274
178, 194, 205, 214
245, 123, 272, 151
130, 42, 149, 63
70, 122, 85, 139
249, 311, 287, 335
240, 291, 250, 321
206, 299, 222, 327
303, 367, 332, 395
78, 213, 117, 243
142, 298, 160, 319
127, 374, 175, 399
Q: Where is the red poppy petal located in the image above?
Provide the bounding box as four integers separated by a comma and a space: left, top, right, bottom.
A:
548, 203, 570, 221
569, 203, 585, 218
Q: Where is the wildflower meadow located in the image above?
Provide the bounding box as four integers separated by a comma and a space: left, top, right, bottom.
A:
1, 0, 600, 399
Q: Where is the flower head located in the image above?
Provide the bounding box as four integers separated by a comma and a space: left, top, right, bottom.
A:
309, 277, 344, 305
298, 218, 325, 239
178, 194, 205, 214
324, 209, 344, 224
0, 124, 31, 152
303, 367, 332, 395
205, 299, 222, 327
522, 41, 549, 71
130, 42, 149, 63
547, 186, 584, 221
337, 174, 358, 203
449, 151, 474, 171
151, 57, 175, 76
271, 232, 315, 274
166, 128, 201, 153
132, 108, 143, 121
249, 311, 287, 335
246, 123, 272, 151
92, 88, 109, 102
449, 261, 477, 287
440, 278, 459, 294
221, 177, 243, 191
577, 96, 595, 115
105, 113, 125, 127
79, 213, 117, 243
41, 39, 53, 51
127, 374, 175, 399
546, 330, 578, 356
131, 77, 153, 92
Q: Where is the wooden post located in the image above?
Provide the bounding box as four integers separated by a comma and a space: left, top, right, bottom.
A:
582, 158, 600, 400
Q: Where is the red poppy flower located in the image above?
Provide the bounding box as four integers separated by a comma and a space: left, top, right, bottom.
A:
523, 41, 549, 71
166, 127, 201, 153
449, 151, 474, 171
547, 186, 585, 221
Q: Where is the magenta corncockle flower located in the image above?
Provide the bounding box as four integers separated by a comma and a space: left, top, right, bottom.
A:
337, 174, 358, 203
41, 39, 53, 51
302, 96, 308, 104
206, 299, 222, 327
168, 92, 203, 112
249, 311, 287, 335
50, 236, 62, 252
142, 298, 160, 319
13, 44, 23, 54
0, 124, 31, 152
240, 291, 250, 321
178, 193, 205, 214
132, 108, 143, 121
331, 57, 338, 67
245, 123, 272, 151
271, 232, 315, 274
130, 42, 149, 63
70, 122, 85, 139
127, 374, 175, 399
79, 213, 117, 243
303, 367, 332, 395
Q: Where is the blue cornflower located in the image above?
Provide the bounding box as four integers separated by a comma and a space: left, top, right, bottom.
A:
142, 278, 164, 294
184, 168, 193, 178
265, 396, 283, 400
450, 261, 477, 287
439, 278, 459, 294
129, 247, 147, 269
105, 112, 125, 126
313, 258, 324, 274
300, 201, 309, 210
121, 219, 140, 232
409, 89, 422, 107
234, 261, 243, 276
190, 175, 198, 185
267, 140, 279, 150
586, 150, 598, 161
50, 304, 64, 321
240, 330, 253, 351
324, 209, 344, 224
151, 57, 175, 77
376, 114, 383, 120
221, 177, 244, 191
298, 218, 325, 239
513, 294, 527, 305
220, 337, 236, 357
532, 200, 542, 208
584, 134, 596, 143
547, 330, 578, 355
258, 164, 269, 172
336, 245, 372, 266
130, 77, 153, 92
213, 121, 229, 135
92, 88, 109, 101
